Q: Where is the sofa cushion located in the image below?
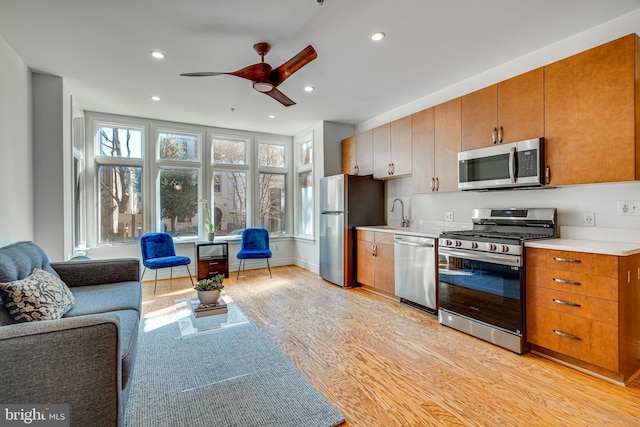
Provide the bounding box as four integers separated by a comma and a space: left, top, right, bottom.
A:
110, 309, 140, 390
0, 241, 59, 282
64, 281, 141, 317
0, 269, 75, 322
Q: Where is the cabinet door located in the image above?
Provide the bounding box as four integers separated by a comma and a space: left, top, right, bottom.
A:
497, 68, 544, 144
461, 85, 497, 151
356, 130, 374, 176
411, 108, 435, 193
390, 116, 412, 176
544, 34, 638, 186
372, 123, 391, 178
374, 243, 395, 295
357, 239, 375, 286
434, 98, 461, 192
341, 135, 357, 175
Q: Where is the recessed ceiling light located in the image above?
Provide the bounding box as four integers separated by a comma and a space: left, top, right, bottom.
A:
304, 86, 315, 92
151, 96, 160, 101
268, 114, 276, 119
370, 32, 385, 42
150, 51, 165, 59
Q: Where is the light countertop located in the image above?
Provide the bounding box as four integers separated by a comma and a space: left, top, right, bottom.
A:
525, 238, 640, 256
356, 225, 442, 239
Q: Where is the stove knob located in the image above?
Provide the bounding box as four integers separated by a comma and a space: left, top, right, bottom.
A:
501, 245, 509, 253
445, 240, 452, 246
471, 242, 478, 249
488, 244, 497, 251
455, 240, 462, 247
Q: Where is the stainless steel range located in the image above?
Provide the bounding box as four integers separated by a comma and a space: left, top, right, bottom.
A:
437, 208, 557, 354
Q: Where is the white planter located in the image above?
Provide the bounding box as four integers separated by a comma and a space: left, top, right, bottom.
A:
197, 289, 221, 304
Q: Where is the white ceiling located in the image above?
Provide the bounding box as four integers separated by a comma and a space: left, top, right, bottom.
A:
1, 0, 639, 136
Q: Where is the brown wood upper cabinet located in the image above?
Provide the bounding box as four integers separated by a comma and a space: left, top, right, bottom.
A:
412, 99, 461, 193
372, 116, 412, 179
544, 34, 640, 186
461, 68, 544, 151
341, 130, 374, 175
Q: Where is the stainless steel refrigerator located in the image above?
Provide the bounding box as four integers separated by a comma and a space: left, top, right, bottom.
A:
320, 174, 385, 287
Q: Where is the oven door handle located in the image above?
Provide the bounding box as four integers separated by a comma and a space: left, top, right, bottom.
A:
439, 248, 521, 267
509, 146, 517, 183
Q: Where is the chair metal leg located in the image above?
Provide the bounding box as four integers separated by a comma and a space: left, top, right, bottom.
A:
266, 258, 272, 278
170, 267, 173, 281
236, 259, 244, 280
141, 267, 146, 282
186, 265, 195, 285
153, 270, 158, 294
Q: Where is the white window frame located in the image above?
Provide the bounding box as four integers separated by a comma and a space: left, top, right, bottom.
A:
294, 132, 314, 239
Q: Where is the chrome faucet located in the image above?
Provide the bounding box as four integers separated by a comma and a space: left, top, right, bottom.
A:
391, 198, 410, 228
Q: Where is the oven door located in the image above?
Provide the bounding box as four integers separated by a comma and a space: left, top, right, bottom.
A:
438, 248, 524, 335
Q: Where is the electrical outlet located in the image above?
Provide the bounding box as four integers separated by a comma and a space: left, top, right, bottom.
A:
618, 200, 640, 216
445, 212, 454, 221
583, 212, 595, 227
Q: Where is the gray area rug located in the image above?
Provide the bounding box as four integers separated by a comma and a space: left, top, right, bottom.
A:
124, 307, 345, 427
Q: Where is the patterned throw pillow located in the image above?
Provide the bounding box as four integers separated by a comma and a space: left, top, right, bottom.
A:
0, 269, 75, 322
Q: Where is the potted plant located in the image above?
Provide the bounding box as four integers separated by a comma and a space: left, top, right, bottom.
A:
194, 274, 225, 304
200, 198, 221, 241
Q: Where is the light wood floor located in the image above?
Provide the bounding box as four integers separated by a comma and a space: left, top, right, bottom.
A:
142, 266, 640, 427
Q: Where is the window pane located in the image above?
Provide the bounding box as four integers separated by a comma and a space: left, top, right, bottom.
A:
158, 132, 199, 161
212, 171, 246, 236
212, 138, 246, 165
259, 173, 286, 233
299, 140, 313, 166
159, 169, 198, 238
98, 126, 142, 158
98, 165, 142, 242
299, 171, 313, 236
259, 143, 286, 167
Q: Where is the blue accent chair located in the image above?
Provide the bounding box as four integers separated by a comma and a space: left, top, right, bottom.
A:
140, 232, 194, 293
236, 228, 273, 279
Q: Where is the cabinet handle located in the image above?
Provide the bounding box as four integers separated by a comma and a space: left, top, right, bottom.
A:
391, 163, 395, 175
553, 329, 582, 340
553, 257, 582, 264
552, 298, 581, 307
208, 262, 220, 266
354, 165, 359, 175
545, 165, 551, 185
435, 177, 440, 192
498, 126, 503, 143
552, 278, 581, 286
371, 243, 377, 257
492, 127, 497, 144
431, 177, 435, 191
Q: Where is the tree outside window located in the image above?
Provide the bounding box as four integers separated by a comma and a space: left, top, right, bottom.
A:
97, 126, 143, 243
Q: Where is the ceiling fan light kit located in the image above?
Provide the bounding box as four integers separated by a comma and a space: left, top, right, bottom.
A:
180, 42, 317, 107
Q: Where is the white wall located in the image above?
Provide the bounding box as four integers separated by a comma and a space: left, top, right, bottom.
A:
32, 73, 73, 261
0, 35, 32, 247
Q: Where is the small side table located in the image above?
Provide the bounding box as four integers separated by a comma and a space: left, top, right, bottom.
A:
195, 241, 229, 280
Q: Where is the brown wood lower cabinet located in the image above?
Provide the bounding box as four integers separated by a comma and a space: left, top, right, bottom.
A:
356, 230, 395, 296
526, 247, 640, 383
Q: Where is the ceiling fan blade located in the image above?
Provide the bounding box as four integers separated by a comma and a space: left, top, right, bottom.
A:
270, 45, 317, 86
181, 63, 272, 82
265, 88, 296, 107
180, 71, 227, 77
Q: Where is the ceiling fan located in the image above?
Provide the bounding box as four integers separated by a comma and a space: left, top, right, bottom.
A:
180, 42, 317, 107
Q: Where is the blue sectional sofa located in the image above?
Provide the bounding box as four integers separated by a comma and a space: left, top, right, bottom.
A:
0, 241, 142, 427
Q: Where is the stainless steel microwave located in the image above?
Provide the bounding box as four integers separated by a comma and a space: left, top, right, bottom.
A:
458, 138, 544, 191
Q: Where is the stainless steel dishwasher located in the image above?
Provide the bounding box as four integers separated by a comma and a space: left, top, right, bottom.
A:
394, 235, 436, 313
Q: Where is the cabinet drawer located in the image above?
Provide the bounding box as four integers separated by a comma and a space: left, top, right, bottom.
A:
357, 230, 375, 243
527, 304, 618, 372
527, 284, 618, 325
527, 248, 617, 277
374, 232, 395, 245
527, 267, 618, 301
197, 259, 228, 279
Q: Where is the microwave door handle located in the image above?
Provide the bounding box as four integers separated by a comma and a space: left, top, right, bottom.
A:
509, 146, 516, 183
